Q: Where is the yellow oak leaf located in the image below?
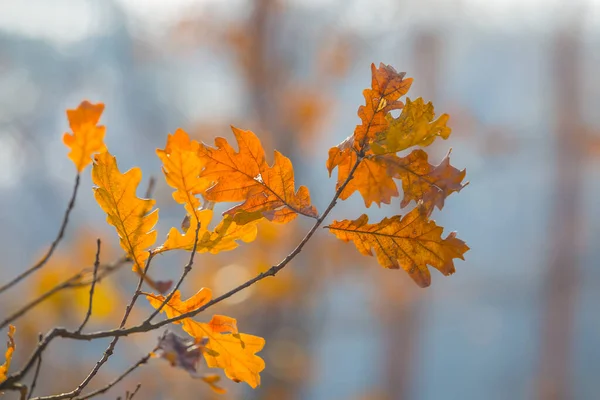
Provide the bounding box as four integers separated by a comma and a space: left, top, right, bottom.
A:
156, 128, 211, 210
198, 126, 317, 223
0, 325, 15, 384
327, 206, 469, 287
156, 204, 258, 254
147, 288, 213, 316
147, 290, 265, 388
63, 101, 107, 172
92, 152, 158, 275
372, 97, 451, 155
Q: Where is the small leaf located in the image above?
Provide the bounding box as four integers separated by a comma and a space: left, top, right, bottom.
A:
327, 207, 469, 287
63, 101, 107, 172
154, 331, 203, 375
0, 325, 15, 384
201, 374, 227, 394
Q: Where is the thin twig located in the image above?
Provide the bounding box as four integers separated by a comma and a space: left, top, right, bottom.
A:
125, 383, 141, 400
77, 240, 102, 333
145, 208, 203, 322
31, 254, 155, 400
0, 174, 81, 295
2, 157, 362, 393
27, 334, 44, 400
76, 353, 152, 400
0, 258, 129, 330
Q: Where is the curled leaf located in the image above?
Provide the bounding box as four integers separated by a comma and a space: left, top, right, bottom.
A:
154, 331, 204, 376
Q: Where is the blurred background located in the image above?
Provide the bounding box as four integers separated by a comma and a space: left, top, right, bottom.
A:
1, 0, 599, 399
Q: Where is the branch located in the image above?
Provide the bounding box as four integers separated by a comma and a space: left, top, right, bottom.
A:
0, 174, 81, 295
26, 334, 44, 400
76, 239, 102, 333
30, 254, 155, 400
77, 352, 152, 400
2, 157, 361, 392
124, 383, 141, 400
0, 258, 129, 330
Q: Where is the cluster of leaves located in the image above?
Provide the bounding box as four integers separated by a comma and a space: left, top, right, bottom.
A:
326, 64, 469, 287
0, 62, 468, 398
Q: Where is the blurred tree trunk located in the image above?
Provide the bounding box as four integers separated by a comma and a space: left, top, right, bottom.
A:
536, 12, 583, 400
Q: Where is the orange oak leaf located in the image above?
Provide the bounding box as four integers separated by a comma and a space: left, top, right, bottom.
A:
156, 204, 258, 254
327, 206, 469, 287
354, 63, 413, 148
0, 325, 15, 384
147, 290, 265, 388
326, 63, 412, 203
92, 152, 169, 291
341, 156, 398, 207
383, 149, 467, 214
63, 101, 107, 172
156, 129, 211, 211
372, 97, 451, 155
198, 126, 317, 224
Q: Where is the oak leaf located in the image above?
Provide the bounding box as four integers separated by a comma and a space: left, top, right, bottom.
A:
383, 149, 467, 213
156, 204, 258, 254
0, 325, 15, 384
92, 153, 170, 291
63, 101, 107, 172
198, 126, 317, 224
147, 290, 265, 388
156, 129, 211, 211
327, 206, 469, 287
354, 63, 413, 147
372, 97, 451, 154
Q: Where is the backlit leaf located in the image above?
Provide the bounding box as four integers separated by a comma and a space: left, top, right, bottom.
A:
383, 149, 467, 214
327, 206, 469, 287
147, 291, 265, 388
0, 325, 15, 384
92, 153, 165, 290
326, 64, 464, 211
156, 204, 258, 254
63, 101, 107, 172
198, 126, 317, 223
156, 129, 211, 210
